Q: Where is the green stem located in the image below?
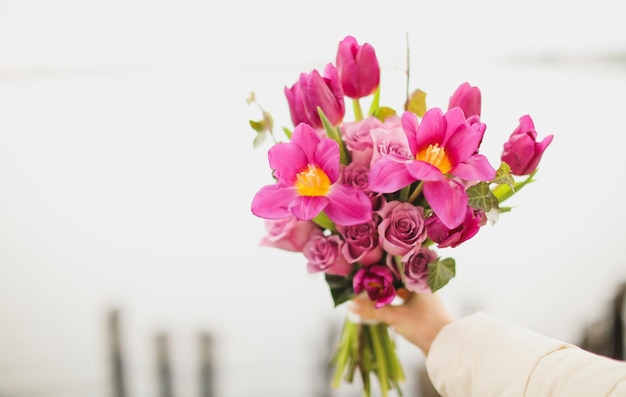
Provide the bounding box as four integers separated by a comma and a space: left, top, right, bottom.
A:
492, 169, 538, 203
407, 181, 424, 204
368, 325, 389, 397
353, 99, 364, 121
331, 319, 357, 388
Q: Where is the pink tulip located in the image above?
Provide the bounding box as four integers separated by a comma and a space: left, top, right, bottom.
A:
368, 109, 496, 229
353, 264, 396, 308
251, 123, 372, 226
335, 35, 380, 99
448, 82, 481, 118
284, 63, 345, 129
501, 115, 553, 176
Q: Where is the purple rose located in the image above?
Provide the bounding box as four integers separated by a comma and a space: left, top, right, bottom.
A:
353, 264, 396, 308
402, 247, 437, 293
303, 230, 352, 276
336, 216, 383, 265
369, 123, 412, 165
260, 216, 317, 252
378, 201, 427, 259
501, 115, 553, 176
341, 162, 371, 194
426, 207, 482, 248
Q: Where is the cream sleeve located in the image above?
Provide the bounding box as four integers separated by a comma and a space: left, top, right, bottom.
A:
425, 312, 626, 397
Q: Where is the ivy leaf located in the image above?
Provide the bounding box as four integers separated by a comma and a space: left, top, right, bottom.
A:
491, 162, 515, 190
428, 258, 456, 293
325, 273, 355, 307
467, 182, 499, 212
405, 88, 427, 117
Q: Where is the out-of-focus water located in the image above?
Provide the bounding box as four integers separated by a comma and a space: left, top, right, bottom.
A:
1, 1, 625, 396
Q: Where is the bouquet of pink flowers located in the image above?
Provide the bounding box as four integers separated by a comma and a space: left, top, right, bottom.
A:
248, 36, 553, 396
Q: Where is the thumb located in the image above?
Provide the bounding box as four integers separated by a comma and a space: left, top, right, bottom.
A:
348, 294, 401, 326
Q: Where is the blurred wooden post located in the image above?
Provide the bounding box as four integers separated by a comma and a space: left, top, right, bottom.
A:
108, 308, 126, 397
156, 332, 174, 397
198, 332, 215, 397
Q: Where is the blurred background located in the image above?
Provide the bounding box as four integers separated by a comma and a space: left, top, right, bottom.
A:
1, 0, 625, 396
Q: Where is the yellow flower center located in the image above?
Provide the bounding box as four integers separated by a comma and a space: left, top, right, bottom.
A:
295, 164, 331, 196
417, 144, 452, 174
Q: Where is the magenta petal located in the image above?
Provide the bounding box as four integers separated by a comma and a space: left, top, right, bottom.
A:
405, 160, 445, 182
442, 107, 466, 145
268, 142, 308, 183
313, 137, 340, 182
400, 111, 419, 155
368, 158, 416, 193
251, 185, 297, 220
451, 154, 496, 181
290, 123, 321, 160
417, 108, 446, 148
423, 179, 468, 229
325, 184, 372, 226
445, 120, 485, 162
291, 195, 329, 221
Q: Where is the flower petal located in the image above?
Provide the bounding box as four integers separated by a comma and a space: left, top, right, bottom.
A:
251, 184, 298, 220
401, 111, 419, 155
268, 142, 308, 183
368, 158, 416, 193
416, 108, 446, 149
405, 160, 445, 182
451, 154, 496, 181
291, 195, 329, 221
445, 116, 486, 162
290, 123, 321, 162
313, 136, 340, 182
423, 179, 468, 229
325, 184, 372, 226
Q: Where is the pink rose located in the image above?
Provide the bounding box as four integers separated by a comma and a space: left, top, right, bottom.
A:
402, 247, 437, 293
378, 201, 427, 259
353, 264, 396, 308
501, 115, 553, 176
425, 207, 482, 248
341, 162, 371, 194
336, 216, 383, 265
340, 116, 381, 164
448, 82, 481, 117
260, 216, 317, 252
303, 230, 352, 276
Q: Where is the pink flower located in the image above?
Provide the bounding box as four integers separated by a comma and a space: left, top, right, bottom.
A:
341, 116, 381, 163
341, 162, 372, 194
303, 230, 352, 276
251, 123, 372, 226
353, 264, 396, 308
402, 247, 437, 294
336, 216, 383, 265
335, 35, 380, 99
259, 216, 317, 252
284, 63, 345, 130
501, 115, 553, 176
378, 200, 427, 260
448, 82, 481, 117
368, 109, 497, 229
425, 207, 483, 248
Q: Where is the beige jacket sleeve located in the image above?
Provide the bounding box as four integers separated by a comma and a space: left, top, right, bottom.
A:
425, 312, 626, 397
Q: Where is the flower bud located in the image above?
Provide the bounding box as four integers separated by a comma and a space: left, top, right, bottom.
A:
335, 36, 380, 99
448, 82, 481, 118
501, 115, 553, 175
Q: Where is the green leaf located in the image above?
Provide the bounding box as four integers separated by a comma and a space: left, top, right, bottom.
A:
325, 273, 355, 307
492, 162, 515, 189
467, 182, 499, 211
368, 86, 381, 116
312, 212, 335, 231
282, 126, 292, 140
318, 107, 349, 165
252, 132, 267, 149
428, 258, 456, 293
373, 106, 397, 122
405, 88, 427, 117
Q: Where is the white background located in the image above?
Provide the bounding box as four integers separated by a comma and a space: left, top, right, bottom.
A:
1, 1, 625, 396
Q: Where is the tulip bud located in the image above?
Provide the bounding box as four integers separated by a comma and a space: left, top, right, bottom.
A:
501, 115, 553, 175
335, 36, 380, 99
448, 82, 481, 117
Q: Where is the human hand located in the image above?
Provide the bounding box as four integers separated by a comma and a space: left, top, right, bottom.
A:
348, 289, 454, 356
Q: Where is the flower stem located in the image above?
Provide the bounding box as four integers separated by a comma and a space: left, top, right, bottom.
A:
353, 99, 364, 121
407, 181, 424, 204
368, 325, 389, 397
